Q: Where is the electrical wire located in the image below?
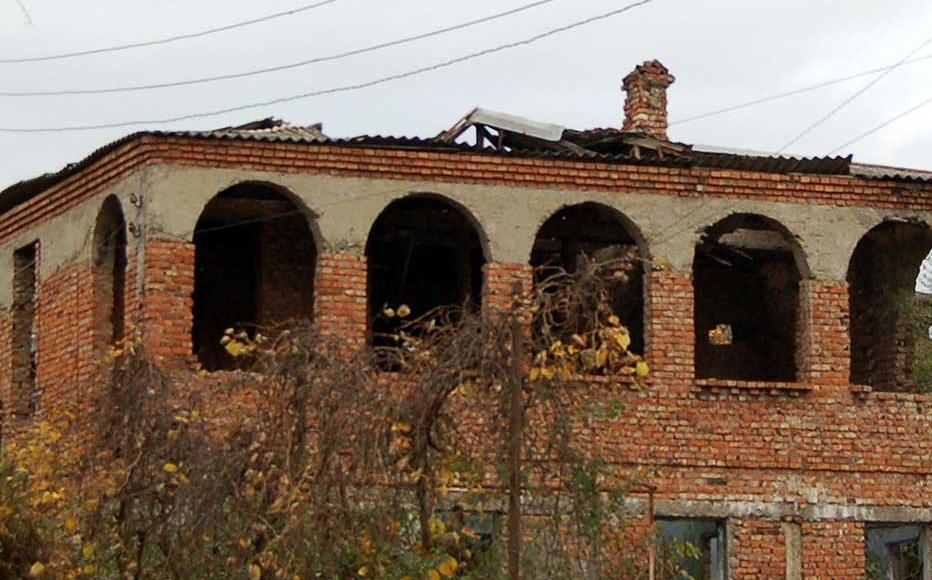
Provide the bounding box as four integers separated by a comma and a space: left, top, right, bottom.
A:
2, 0, 568, 97
829, 91, 932, 155
0, 0, 343, 64
669, 53, 932, 127
0, 0, 657, 133
776, 33, 932, 153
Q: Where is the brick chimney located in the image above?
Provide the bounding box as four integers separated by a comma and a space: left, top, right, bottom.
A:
622, 60, 675, 140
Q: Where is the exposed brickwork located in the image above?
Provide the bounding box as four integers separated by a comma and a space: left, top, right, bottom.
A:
802, 520, 865, 579
728, 519, 787, 579
6, 136, 932, 253
7, 133, 932, 576
622, 60, 675, 139
124, 245, 140, 339
256, 215, 316, 326
143, 240, 195, 369
482, 262, 533, 312
34, 263, 96, 418
315, 252, 367, 351
802, 280, 850, 387
646, 270, 693, 385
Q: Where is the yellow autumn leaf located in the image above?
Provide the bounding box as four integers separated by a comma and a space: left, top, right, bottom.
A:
636, 361, 650, 377
437, 557, 458, 577
596, 348, 609, 368
163, 462, 178, 474
358, 566, 369, 577
248, 564, 262, 580
607, 314, 620, 326
529, 367, 541, 381
540, 366, 554, 380
391, 422, 412, 434
397, 304, 411, 318
64, 517, 78, 532
615, 331, 631, 350
225, 340, 249, 357
426, 570, 441, 580
28, 562, 45, 577
82, 544, 95, 558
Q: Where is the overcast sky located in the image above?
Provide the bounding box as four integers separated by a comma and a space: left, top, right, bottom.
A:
2, 0, 932, 190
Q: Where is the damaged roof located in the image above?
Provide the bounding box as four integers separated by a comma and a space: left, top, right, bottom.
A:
0, 118, 328, 216
2, 109, 930, 218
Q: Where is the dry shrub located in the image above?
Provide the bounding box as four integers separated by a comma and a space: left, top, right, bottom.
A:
0, 258, 663, 579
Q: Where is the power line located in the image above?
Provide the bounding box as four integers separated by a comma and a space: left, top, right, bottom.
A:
777, 33, 932, 153
0, 0, 342, 64
0, 0, 658, 133
669, 54, 932, 127
1, 0, 566, 97
16, 0, 33, 26
829, 92, 932, 155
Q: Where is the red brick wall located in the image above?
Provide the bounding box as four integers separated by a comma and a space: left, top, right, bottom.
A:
802, 280, 851, 388
802, 520, 865, 579
143, 240, 194, 368
729, 519, 787, 579
316, 252, 367, 351
482, 262, 533, 312
34, 263, 96, 417
9, 138, 932, 576
646, 270, 693, 386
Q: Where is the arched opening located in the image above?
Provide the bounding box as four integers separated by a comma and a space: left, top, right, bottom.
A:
93, 196, 128, 351
192, 183, 317, 371
366, 196, 486, 359
848, 221, 932, 390
530, 203, 646, 353
694, 214, 803, 381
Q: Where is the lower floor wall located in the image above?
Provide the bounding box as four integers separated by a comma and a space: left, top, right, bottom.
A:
640, 512, 920, 579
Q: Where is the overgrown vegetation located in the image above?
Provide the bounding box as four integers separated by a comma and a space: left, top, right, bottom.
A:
0, 258, 685, 579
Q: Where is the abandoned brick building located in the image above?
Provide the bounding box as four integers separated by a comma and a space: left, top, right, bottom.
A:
4, 59, 932, 577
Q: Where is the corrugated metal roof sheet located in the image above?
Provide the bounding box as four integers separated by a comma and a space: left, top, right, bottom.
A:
3, 111, 932, 219
0, 118, 329, 215
851, 162, 932, 183
172, 117, 329, 144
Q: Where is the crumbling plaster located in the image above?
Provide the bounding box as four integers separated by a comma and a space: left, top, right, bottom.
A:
143, 165, 932, 282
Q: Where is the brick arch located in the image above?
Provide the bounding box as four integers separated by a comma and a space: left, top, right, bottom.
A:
847, 219, 932, 390
700, 212, 811, 279
529, 201, 650, 263
693, 213, 807, 382
530, 202, 649, 354
191, 182, 318, 370
92, 195, 128, 351
364, 193, 487, 358
368, 191, 492, 261
187, 179, 323, 249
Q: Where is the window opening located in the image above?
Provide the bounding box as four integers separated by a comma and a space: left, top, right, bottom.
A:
192, 184, 316, 371
366, 197, 485, 368
849, 222, 932, 391
694, 215, 801, 381
866, 524, 925, 580
12, 241, 38, 417
530, 203, 645, 353
93, 196, 127, 350
657, 518, 726, 580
